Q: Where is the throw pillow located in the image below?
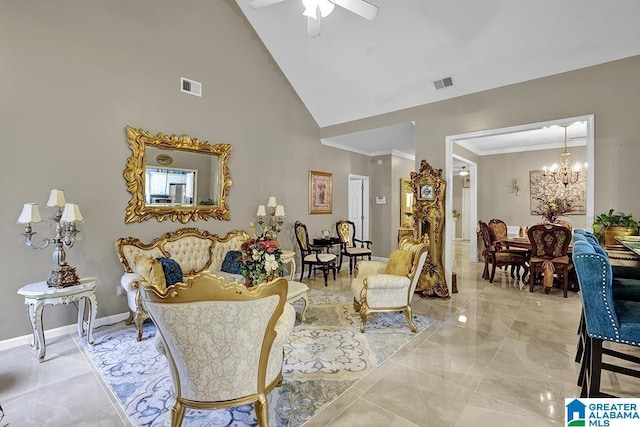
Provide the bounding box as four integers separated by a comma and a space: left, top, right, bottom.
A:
133, 254, 167, 291
221, 250, 243, 275
383, 250, 414, 276
156, 257, 184, 286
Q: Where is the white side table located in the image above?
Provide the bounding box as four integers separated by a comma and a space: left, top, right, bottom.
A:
280, 250, 296, 280
17, 277, 98, 362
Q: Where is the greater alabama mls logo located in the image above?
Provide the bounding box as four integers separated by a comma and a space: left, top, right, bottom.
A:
566, 398, 640, 427
566, 399, 586, 426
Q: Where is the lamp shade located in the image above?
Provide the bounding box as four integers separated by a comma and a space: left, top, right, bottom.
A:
256, 205, 266, 217
61, 203, 84, 223
17, 203, 42, 224
46, 189, 66, 207
267, 197, 277, 208
275, 205, 285, 217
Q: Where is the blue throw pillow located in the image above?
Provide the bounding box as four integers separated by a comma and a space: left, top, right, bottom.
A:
221, 250, 243, 275
156, 257, 184, 286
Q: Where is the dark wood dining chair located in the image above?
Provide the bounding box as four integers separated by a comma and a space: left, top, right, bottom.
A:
488, 218, 530, 274
335, 219, 372, 275
294, 221, 337, 286
478, 221, 528, 283
527, 222, 572, 297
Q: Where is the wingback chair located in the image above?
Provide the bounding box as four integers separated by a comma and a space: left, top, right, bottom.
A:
350, 236, 429, 333
139, 272, 295, 427
527, 222, 572, 297
335, 219, 373, 275
294, 220, 337, 286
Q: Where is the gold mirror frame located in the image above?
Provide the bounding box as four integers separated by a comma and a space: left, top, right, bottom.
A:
400, 177, 414, 227
124, 126, 232, 223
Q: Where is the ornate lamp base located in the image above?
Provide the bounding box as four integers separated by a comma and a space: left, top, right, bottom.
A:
47, 263, 80, 288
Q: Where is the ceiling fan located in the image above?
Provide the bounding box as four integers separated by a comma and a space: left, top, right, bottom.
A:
248, 0, 379, 38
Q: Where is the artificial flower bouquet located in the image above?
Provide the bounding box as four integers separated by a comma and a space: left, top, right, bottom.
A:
239, 235, 283, 287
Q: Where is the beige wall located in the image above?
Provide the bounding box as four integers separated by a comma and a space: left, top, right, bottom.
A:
323, 55, 640, 244
0, 0, 373, 341
477, 148, 587, 228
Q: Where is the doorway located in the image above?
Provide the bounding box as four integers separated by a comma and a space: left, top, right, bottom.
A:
444, 114, 595, 291
348, 174, 370, 241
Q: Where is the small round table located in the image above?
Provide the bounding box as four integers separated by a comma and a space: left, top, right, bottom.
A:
17, 277, 98, 362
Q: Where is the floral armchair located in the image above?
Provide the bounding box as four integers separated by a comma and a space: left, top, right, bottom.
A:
350, 237, 429, 333
139, 272, 295, 427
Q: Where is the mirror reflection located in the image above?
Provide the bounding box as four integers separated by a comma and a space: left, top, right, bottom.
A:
144, 146, 220, 207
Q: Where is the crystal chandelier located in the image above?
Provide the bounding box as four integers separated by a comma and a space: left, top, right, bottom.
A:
543, 125, 587, 187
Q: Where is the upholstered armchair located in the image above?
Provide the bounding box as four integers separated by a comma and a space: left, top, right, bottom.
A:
335, 219, 373, 275
139, 272, 295, 426
350, 237, 429, 333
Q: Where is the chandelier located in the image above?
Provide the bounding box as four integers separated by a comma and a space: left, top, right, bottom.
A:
543, 125, 586, 187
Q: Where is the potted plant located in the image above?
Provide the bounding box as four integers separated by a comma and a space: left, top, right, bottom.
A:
593, 209, 639, 246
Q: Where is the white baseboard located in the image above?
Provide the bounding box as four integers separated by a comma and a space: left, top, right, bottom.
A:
0, 312, 130, 352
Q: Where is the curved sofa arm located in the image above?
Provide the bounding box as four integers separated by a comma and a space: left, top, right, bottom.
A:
355, 261, 387, 278
365, 274, 410, 290
121, 272, 143, 292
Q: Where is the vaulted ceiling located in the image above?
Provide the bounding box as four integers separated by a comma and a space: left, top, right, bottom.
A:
235, 0, 640, 154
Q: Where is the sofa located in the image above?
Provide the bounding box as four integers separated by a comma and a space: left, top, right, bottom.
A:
115, 227, 250, 340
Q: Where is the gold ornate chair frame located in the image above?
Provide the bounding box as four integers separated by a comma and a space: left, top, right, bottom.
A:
139, 273, 291, 426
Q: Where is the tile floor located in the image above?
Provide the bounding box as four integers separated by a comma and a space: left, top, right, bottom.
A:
1, 242, 638, 426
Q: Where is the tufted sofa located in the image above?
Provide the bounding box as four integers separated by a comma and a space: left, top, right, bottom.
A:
115, 227, 250, 340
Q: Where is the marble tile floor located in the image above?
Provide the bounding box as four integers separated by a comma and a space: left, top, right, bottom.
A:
2, 242, 640, 426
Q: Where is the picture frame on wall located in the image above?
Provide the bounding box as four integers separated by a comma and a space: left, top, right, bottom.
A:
309, 170, 333, 214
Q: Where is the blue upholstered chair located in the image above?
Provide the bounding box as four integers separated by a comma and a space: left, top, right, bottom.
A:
572, 239, 640, 397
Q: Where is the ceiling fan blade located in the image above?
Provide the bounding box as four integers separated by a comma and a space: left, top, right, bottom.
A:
307, 14, 322, 38
249, 0, 287, 9
330, 0, 379, 20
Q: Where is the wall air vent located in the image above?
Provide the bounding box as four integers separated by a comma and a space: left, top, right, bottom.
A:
433, 76, 454, 90
180, 77, 202, 97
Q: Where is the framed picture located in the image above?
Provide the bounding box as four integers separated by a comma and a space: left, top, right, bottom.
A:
309, 170, 333, 214
418, 184, 434, 201
529, 169, 586, 215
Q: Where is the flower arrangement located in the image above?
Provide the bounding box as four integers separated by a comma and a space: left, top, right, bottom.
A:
239, 223, 283, 286
532, 195, 575, 223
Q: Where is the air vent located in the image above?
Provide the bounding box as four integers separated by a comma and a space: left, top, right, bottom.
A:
180, 77, 202, 97
433, 76, 454, 90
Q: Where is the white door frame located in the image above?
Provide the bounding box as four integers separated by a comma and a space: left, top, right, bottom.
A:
444, 114, 595, 292
348, 174, 370, 241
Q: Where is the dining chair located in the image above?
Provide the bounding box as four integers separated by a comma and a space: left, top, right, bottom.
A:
335, 219, 373, 275
527, 222, 572, 297
488, 218, 530, 273
294, 220, 337, 286
478, 221, 528, 283
572, 240, 640, 397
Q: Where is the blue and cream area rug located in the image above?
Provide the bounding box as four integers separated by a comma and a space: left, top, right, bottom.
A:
83, 289, 435, 426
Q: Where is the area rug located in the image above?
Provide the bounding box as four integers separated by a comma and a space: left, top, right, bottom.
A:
83, 289, 435, 426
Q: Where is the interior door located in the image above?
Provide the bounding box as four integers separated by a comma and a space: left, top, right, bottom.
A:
348, 175, 369, 241
461, 188, 471, 240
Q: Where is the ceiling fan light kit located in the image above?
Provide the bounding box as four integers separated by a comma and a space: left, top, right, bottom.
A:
249, 0, 379, 37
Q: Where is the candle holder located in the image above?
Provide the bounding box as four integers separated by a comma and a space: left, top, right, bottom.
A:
17, 189, 84, 287
256, 196, 285, 240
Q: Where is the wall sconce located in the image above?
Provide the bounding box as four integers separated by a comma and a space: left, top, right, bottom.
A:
507, 179, 521, 196
256, 196, 285, 240
17, 189, 84, 287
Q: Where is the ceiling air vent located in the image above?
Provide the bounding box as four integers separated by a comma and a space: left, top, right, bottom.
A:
180, 77, 202, 97
433, 76, 454, 90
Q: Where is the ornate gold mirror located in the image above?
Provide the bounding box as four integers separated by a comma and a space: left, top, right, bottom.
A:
400, 178, 414, 227
124, 126, 232, 223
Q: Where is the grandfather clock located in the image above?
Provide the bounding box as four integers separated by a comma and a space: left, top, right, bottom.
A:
410, 160, 450, 298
